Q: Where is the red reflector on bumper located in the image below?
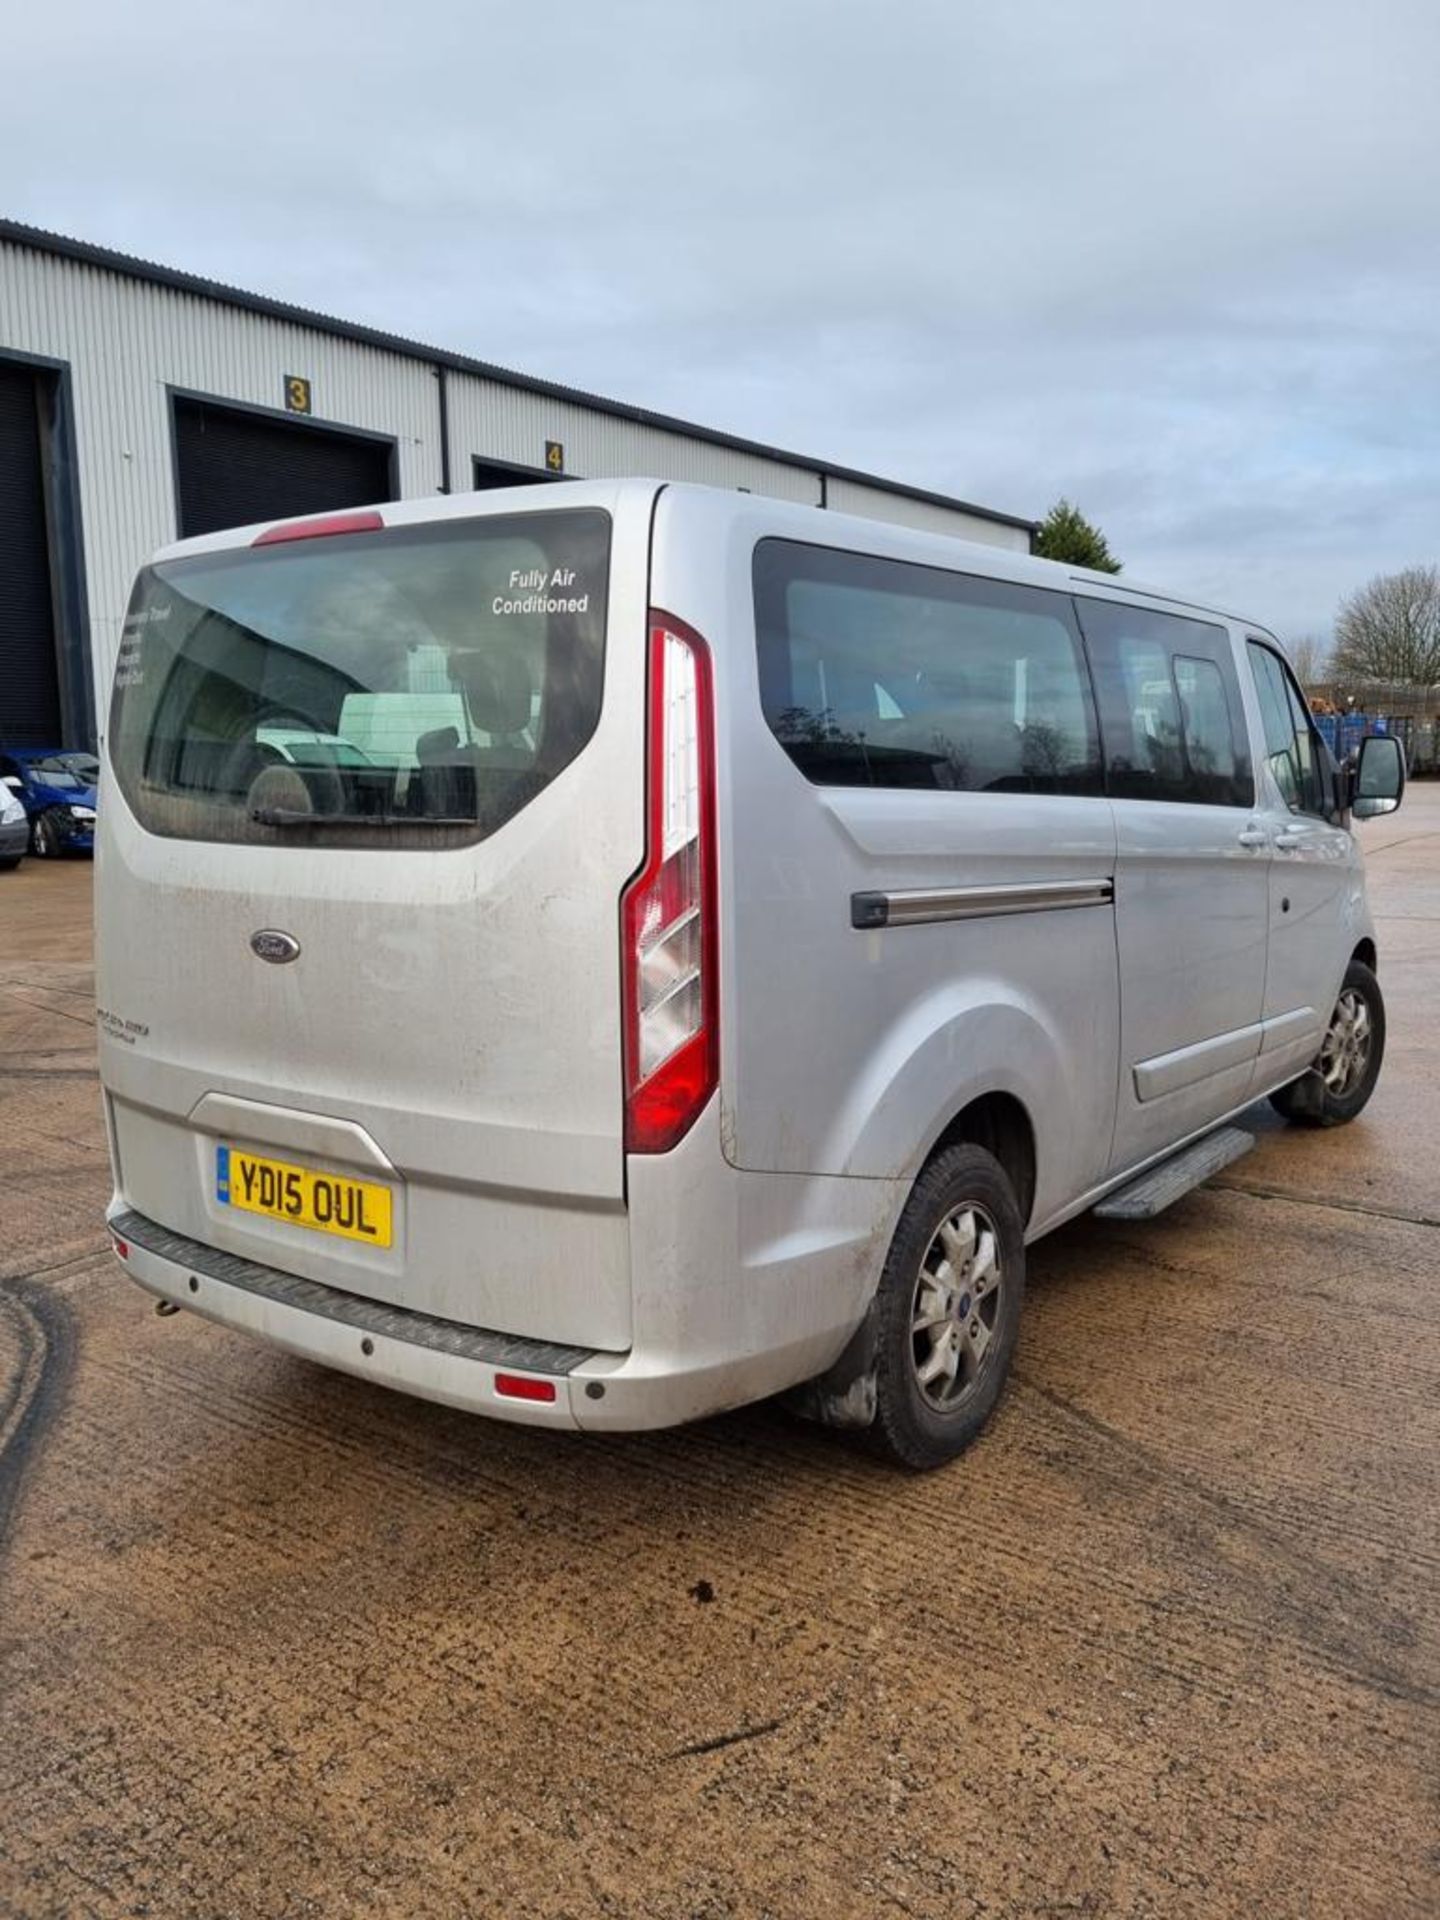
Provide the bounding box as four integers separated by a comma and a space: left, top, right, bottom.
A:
253, 510, 384, 546
494, 1372, 557, 1404
112, 1238, 129, 1260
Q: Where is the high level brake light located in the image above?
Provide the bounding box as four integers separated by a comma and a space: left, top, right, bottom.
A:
622, 612, 719, 1154
252, 510, 385, 546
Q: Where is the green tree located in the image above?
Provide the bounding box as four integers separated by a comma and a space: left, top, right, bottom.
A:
1033, 498, 1121, 573
1332, 566, 1440, 685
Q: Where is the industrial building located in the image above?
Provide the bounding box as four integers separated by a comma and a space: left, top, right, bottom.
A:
0, 219, 1036, 749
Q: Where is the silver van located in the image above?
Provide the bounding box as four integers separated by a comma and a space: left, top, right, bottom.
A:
96, 482, 1406, 1468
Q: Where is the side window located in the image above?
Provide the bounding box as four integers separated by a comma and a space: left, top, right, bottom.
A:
1247, 642, 1327, 816
1282, 673, 1327, 815
1074, 600, 1254, 807
753, 540, 1103, 795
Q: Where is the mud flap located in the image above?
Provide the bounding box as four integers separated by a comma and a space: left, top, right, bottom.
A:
786, 1302, 879, 1430
1282, 1067, 1329, 1121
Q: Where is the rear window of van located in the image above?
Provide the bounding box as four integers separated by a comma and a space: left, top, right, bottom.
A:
110, 510, 609, 849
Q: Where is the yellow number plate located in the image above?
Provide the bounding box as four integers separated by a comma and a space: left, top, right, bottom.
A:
217, 1146, 393, 1248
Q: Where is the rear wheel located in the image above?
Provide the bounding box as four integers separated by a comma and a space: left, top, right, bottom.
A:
1270, 959, 1385, 1127
868, 1144, 1025, 1470
0, 854, 21, 871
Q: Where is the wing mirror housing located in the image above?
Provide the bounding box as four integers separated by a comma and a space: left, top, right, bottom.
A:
1350, 733, 1406, 819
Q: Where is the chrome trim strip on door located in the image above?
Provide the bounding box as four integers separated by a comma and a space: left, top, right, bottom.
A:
851, 878, 1115, 930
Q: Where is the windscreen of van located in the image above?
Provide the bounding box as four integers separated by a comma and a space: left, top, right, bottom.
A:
109, 510, 610, 849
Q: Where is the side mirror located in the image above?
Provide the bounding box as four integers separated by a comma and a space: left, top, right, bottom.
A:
1351, 733, 1406, 818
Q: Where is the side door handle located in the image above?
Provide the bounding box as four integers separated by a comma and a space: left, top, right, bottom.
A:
1273, 829, 1307, 852
1236, 827, 1269, 849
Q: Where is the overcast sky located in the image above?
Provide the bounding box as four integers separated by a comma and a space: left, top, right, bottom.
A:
6, 0, 1439, 639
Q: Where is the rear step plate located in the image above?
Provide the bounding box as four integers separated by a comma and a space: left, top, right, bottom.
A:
111, 1208, 599, 1373
1093, 1126, 1255, 1221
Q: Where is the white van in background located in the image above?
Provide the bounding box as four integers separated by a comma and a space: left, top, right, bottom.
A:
96, 482, 1405, 1468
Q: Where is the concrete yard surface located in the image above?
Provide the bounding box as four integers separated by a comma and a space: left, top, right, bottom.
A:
1, 793, 1438, 1919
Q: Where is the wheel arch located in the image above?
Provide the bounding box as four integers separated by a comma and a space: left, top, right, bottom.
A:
925, 1091, 1038, 1229
1351, 936, 1377, 974
831, 985, 1106, 1233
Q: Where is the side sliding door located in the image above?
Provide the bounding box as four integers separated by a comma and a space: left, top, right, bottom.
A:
1075, 597, 1269, 1174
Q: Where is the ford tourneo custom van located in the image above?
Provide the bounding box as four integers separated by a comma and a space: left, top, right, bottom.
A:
97, 482, 1406, 1467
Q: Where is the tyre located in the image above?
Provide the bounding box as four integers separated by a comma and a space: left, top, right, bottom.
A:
0, 854, 21, 871
867, 1143, 1025, 1470
1269, 959, 1385, 1128
30, 811, 60, 858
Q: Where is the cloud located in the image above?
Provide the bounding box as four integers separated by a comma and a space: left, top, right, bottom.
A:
5, 0, 1439, 636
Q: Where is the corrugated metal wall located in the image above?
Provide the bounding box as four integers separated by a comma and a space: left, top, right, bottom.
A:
825, 476, 1029, 549
0, 240, 440, 703
445, 374, 819, 502
0, 236, 1032, 730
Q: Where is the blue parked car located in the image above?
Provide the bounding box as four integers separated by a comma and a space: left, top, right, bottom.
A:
0, 748, 100, 857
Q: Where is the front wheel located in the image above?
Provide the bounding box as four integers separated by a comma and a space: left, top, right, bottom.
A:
867, 1143, 1025, 1470
30, 811, 61, 858
1270, 959, 1385, 1127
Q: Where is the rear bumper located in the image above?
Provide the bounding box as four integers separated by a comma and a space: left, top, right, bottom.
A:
112, 1205, 594, 1429
109, 1198, 866, 1433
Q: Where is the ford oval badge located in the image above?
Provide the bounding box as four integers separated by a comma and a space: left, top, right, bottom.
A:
251, 929, 301, 965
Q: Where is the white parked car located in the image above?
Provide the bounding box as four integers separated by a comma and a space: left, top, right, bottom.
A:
95, 483, 1405, 1467
0, 777, 29, 868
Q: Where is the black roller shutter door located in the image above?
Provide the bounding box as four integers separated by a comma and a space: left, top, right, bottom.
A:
0, 362, 62, 747
472, 455, 562, 491
174, 399, 395, 539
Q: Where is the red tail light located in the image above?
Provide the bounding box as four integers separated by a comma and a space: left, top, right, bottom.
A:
622, 611, 719, 1154
253, 510, 385, 546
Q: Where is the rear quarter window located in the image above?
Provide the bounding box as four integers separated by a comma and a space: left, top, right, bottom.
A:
753, 540, 1102, 795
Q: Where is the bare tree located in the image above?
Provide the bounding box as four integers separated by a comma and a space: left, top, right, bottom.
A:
1332, 567, 1440, 685
1285, 634, 1331, 689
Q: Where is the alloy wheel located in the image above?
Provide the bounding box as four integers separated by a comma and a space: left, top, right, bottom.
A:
1319, 987, 1372, 1096
909, 1204, 1004, 1411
